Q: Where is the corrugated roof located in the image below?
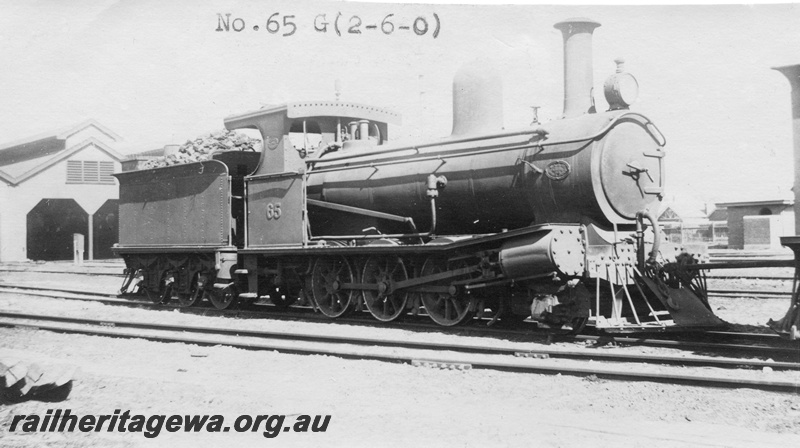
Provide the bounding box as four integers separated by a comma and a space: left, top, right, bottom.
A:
707, 208, 728, 222
0, 119, 122, 152
0, 121, 125, 186
0, 120, 123, 167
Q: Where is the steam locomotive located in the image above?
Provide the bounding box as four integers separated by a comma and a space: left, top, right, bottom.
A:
114, 18, 725, 333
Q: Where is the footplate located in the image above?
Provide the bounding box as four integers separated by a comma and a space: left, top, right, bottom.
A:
638, 276, 726, 328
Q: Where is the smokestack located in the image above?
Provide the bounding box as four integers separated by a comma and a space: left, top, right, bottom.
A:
554, 18, 601, 119
774, 64, 800, 235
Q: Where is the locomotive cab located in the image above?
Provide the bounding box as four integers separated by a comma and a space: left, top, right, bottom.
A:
224, 101, 401, 178
222, 102, 402, 249
212, 150, 261, 247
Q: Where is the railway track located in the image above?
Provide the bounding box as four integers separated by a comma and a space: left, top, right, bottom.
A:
707, 289, 793, 299
5, 263, 795, 280
5, 266, 797, 298
1, 282, 798, 359
0, 310, 798, 393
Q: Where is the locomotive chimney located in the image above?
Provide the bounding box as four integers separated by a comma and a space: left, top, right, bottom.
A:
554, 18, 601, 119
774, 64, 800, 234
450, 59, 504, 136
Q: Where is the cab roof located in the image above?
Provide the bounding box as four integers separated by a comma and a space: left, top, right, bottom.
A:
225, 101, 402, 126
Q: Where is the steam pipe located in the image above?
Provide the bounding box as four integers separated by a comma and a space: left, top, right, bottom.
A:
773, 65, 800, 235
636, 209, 660, 267
308, 174, 444, 241
308, 126, 549, 166
309, 196, 438, 241
554, 18, 601, 119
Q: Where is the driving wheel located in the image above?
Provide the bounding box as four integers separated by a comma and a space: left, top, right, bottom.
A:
144, 272, 171, 304
419, 257, 476, 326
362, 256, 409, 322
311, 257, 356, 318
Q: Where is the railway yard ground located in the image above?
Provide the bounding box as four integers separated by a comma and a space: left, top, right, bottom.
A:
1, 259, 799, 447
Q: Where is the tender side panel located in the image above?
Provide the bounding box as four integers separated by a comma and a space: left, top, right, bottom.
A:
116, 161, 230, 247
246, 172, 305, 247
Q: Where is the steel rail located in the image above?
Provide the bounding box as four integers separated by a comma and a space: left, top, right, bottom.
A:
704, 330, 782, 340
4, 281, 782, 303
569, 334, 799, 358
707, 289, 792, 297
4, 265, 796, 282
0, 268, 124, 277
2, 283, 798, 357
707, 275, 794, 280
708, 293, 790, 300
0, 284, 117, 298
0, 314, 797, 393
695, 260, 795, 270
1, 310, 798, 371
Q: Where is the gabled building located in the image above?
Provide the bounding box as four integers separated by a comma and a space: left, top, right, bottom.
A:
0, 120, 125, 261
658, 202, 727, 246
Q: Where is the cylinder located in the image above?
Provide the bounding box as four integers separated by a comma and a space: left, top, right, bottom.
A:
498, 227, 583, 278
774, 64, 800, 235
554, 18, 601, 119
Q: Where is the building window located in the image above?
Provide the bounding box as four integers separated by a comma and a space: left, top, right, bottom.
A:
67, 160, 116, 185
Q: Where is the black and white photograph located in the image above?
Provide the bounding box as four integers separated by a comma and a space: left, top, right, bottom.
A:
1, 0, 799, 446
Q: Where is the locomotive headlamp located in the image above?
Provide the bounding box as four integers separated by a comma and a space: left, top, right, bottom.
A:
604, 58, 639, 110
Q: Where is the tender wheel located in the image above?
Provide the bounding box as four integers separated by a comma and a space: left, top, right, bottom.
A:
144, 272, 171, 304
143, 286, 160, 303
178, 273, 205, 307
209, 284, 238, 310
311, 257, 356, 318
362, 256, 409, 322
420, 257, 475, 327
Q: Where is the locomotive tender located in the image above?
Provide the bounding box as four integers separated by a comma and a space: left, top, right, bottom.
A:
115, 18, 724, 332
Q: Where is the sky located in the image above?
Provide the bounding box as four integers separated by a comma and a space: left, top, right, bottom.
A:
2, 0, 800, 209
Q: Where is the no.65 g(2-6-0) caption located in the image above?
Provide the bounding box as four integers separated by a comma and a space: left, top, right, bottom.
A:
216, 12, 441, 38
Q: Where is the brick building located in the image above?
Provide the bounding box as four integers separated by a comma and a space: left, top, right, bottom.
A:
714, 199, 794, 250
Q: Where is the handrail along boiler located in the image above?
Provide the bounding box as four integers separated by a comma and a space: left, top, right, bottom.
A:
114, 18, 724, 332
